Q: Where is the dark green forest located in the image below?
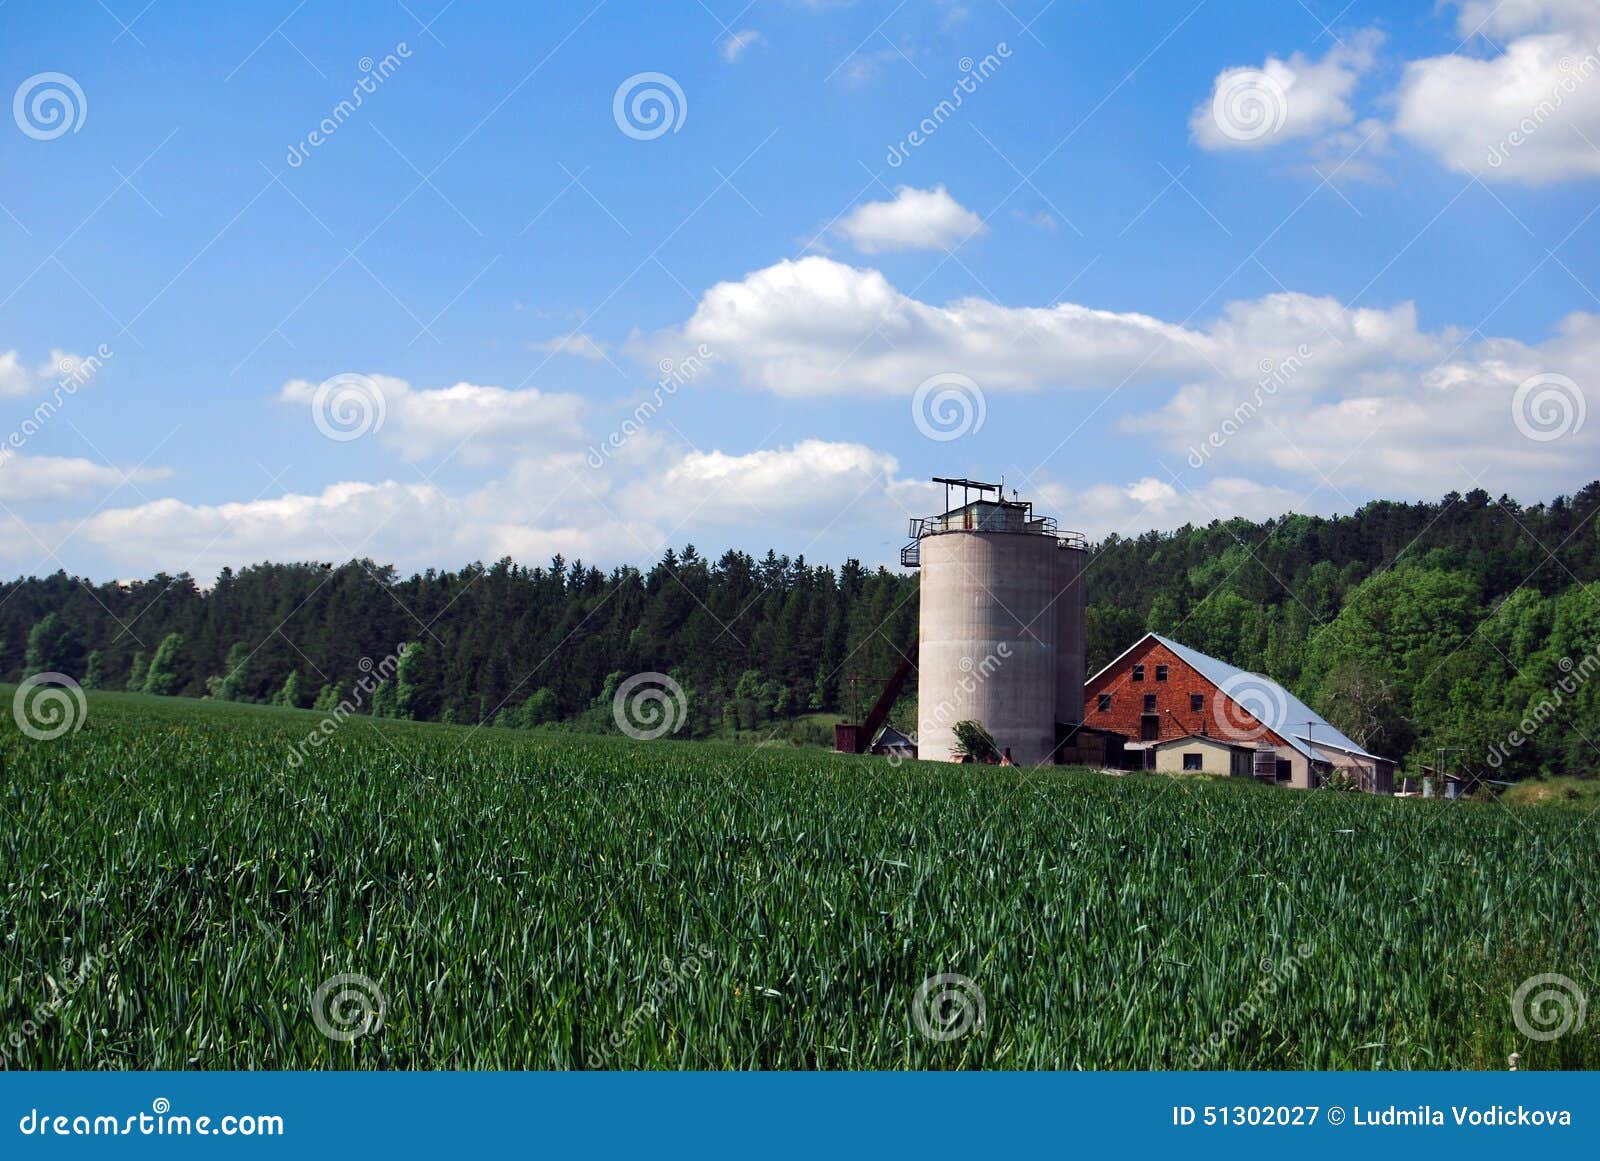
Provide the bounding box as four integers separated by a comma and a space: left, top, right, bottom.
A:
4, 482, 1598, 781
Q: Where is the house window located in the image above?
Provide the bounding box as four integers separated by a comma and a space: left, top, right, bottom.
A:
1156, 664, 1169, 681
1132, 664, 1145, 682
1190, 693, 1204, 713
1275, 759, 1292, 783
1182, 752, 1203, 772
1096, 693, 1111, 712
1143, 693, 1157, 712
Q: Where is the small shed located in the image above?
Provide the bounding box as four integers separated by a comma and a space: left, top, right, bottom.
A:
1152, 734, 1256, 778
870, 725, 917, 760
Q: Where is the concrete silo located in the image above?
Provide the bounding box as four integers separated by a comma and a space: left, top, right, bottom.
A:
903, 479, 1087, 765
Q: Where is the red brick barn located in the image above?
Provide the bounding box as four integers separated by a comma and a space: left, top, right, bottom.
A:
1082, 632, 1394, 793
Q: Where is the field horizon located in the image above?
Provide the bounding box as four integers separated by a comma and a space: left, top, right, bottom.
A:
3, 687, 1594, 1070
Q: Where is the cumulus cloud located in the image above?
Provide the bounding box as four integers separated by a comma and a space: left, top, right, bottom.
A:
1394, 2, 1600, 183
721, 29, 763, 62
659, 255, 1452, 399
1037, 476, 1306, 541
1191, 30, 1383, 151
0, 454, 170, 503
23, 439, 938, 581
279, 374, 587, 463
834, 185, 986, 253
657, 253, 1594, 499
0, 347, 106, 397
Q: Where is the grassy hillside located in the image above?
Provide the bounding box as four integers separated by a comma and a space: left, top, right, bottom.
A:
2, 689, 1595, 1069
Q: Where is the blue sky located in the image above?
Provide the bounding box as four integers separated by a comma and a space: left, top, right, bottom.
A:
1, 0, 1596, 581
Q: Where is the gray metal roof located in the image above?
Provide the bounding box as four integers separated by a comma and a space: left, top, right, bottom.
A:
1148, 633, 1382, 763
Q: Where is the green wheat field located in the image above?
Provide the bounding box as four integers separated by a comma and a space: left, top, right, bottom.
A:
2, 688, 1595, 1069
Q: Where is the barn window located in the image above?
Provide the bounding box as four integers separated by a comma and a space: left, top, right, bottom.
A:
1132, 664, 1145, 682
1190, 693, 1204, 712
1143, 693, 1157, 712
1097, 693, 1111, 712
1182, 752, 1203, 772
1156, 664, 1169, 681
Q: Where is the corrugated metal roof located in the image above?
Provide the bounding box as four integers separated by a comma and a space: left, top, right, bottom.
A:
1149, 633, 1381, 763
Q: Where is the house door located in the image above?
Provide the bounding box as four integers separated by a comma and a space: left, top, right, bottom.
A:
1140, 714, 1159, 742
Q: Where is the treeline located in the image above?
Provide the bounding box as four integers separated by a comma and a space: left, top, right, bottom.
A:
2, 482, 1597, 780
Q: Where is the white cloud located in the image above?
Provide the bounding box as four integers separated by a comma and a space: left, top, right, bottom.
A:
0, 454, 170, 503
531, 332, 609, 360
721, 29, 763, 62
1191, 30, 1383, 151
1037, 476, 1305, 541
657, 253, 1594, 499
279, 374, 587, 463
0, 351, 30, 397
1394, 3, 1600, 183
0, 347, 105, 397
1125, 309, 1599, 499
834, 185, 985, 253
663, 257, 1446, 399
27, 439, 936, 581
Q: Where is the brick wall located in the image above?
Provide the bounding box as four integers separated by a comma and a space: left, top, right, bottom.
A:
1083, 636, 1290, 751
